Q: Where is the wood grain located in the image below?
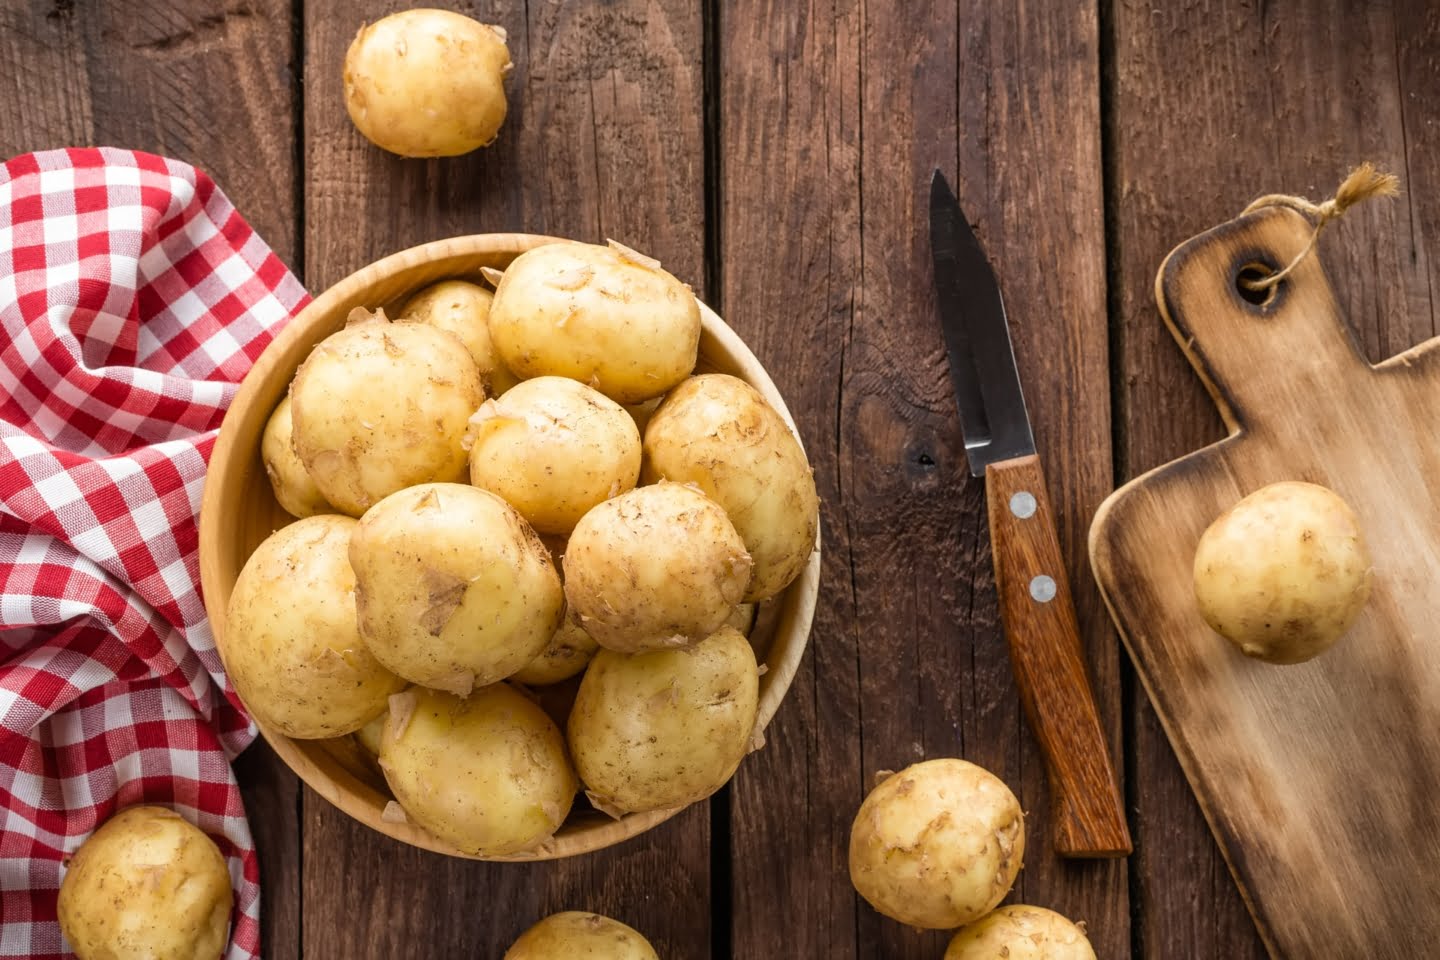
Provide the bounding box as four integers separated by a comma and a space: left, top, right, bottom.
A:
1092, 206, 1440, 958
717, 0, 1127, 955
1106, 2, 1440, 954
299, 2, 709, 956
0, 4, 303, 958
986, 454, 1129, 858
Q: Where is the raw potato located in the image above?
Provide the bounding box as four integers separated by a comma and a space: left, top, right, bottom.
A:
569, 625, 759, 814
643, 374, 819, 601
58, 806, 232, 960
504, 912, 659, 960
354, 709, 387, 758
1193, 480, 1372, 664
623, 396, 663, 435
849, 758, 1025, 929
725, 602, 757, 635
343, 9, 511, 157
945, 905, 1096, 960
349, 483, 563, 695
380, 685, 576, 856
488, 241, 701, 403
511, 611, 599, 686
291, 309, 483, 516
260, 395, 331, 518
564, 483, 751, 652
399, 279, 518, 395
224, 515, 404, 738
467, 376, 641, 534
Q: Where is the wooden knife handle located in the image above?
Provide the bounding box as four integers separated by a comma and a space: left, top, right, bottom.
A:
985, 453, 1132, 858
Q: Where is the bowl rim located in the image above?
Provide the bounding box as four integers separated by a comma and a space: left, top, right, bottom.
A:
199, 232, 821, 861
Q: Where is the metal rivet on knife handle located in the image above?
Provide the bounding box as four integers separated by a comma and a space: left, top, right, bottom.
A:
1009, 491, 1037, 519
1029, 575, 1057, 603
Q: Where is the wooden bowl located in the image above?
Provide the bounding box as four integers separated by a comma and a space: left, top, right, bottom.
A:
198, 233, 821, 861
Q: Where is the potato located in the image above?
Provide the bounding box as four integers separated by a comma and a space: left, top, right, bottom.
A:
343, 9, 511, 158
354, 709, 387, 758
945, 905, 1096, 960
260, 395, 331, 518
564, 483, 751, 653
511, 611, 599, 686
643, 374, 818, 601
1193, 480, 1372, 664
849, 758, 1025, 929
569, 625, 759, 815
504, 912, 659, 960
399, 279, 519, 395
467, 376, 641, 534
291, 309, 483, 517
380, 685, 575, 856
224, 515, 403, 738
349, 483, 563, 695
488, 240, 701, 404
725, 602, 757, 635
58, 805, 232, 960
623, 396, 663, 435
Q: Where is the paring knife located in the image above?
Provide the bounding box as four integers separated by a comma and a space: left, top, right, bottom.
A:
929, 169, 1131, 858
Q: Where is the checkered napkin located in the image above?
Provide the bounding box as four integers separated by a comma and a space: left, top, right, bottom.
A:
0, 148, 307, 959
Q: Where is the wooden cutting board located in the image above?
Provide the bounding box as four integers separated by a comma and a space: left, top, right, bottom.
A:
1089, 205, 1440, 959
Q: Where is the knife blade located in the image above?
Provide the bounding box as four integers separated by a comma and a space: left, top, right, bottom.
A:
929, 169, 1131, 858
929, 171, 1035, 476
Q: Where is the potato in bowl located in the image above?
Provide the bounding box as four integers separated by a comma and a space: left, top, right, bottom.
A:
199, 233, 820, 860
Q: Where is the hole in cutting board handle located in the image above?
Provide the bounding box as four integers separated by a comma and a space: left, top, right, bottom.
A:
1235, 261, 1281, 309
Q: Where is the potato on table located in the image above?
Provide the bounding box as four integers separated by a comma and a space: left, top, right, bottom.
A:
467, 376, 641, 535
488, 240, 701, 404
224, 514, 403, 738
643, 373, 819, 601
380, 684, 576, 857
260, 395, 331, 518
399, 279, 518, 395
504, 912, 659, 959
564, 482, 751, 653
349, 483, 563, 696
569, 625, 759, 815
849, 758, 1025, 929
945, 905, 1096, 960
343, 9, 511, 158
1193, 480, 1372, 664
290, 308, 483, 517
58, 805, 232, 960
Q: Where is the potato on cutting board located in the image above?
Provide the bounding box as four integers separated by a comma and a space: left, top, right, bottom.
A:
1193, 480, 1372, 664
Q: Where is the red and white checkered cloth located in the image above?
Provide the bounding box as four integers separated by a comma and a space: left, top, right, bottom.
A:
0, 148, 307, 958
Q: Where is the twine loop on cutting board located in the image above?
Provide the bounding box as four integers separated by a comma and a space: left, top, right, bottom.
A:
1239, 162, 1400, 292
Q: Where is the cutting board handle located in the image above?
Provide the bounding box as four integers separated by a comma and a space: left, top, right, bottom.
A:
1155, 206, 1371, 434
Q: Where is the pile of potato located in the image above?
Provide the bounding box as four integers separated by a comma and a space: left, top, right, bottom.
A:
225, 238, 819, 857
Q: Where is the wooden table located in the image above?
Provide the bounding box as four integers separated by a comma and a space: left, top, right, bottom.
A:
3, 1, 1435, 956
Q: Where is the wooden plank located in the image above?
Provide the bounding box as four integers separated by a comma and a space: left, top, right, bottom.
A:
1094, 205, 1440, 957
718, 0, 1126, 956
0, 3, 302, 959
300, 3, 708, 957
1106, 0, 1435, 954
